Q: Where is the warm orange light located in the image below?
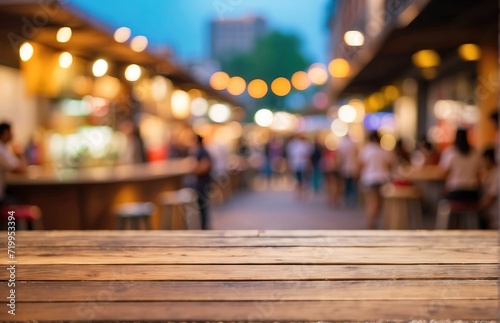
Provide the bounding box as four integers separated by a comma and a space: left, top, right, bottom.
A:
383, 85, 399, 101
412, 50, 440, 68
458, 44, 481, 61
308, 63, 328, 85
227, 76, 246, 96
271, 77, 291, 96
248, 79, 268, 99
210, 71, 230, 91
291, 71, 310, 90
328, 58, 350, 78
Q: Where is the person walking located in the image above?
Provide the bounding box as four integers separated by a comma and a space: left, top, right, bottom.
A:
358, 131, 395, 229
191, 135, 213, 230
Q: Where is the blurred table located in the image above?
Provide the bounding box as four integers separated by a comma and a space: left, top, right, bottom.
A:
404, 165, 445, 219
6, 158, 194, 229
0, 230, 496, 321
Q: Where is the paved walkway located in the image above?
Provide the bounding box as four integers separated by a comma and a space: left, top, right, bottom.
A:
211, 183, 367, 230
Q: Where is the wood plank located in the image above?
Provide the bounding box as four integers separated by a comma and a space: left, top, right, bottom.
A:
4, 280, 496, 302
2, 300, 496, 321
4, 246, 497, 264
11, 229, 499, 239
2, 264, 497, 281
9, 234, 498, 247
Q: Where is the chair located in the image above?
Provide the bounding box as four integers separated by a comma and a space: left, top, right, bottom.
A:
435, 199, 479, 229
0, 205, 43, 230
380, 184, 424, 229
114, 202, 155, 230
159, 188, 201, 230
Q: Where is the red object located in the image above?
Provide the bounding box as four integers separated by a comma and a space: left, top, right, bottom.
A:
0, 205, 40, 221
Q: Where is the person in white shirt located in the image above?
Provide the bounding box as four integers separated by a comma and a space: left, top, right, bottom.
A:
439, 128, 481, 202
286, 134, 313, 200
358, 131, 395, 229
0, 122, 27, 204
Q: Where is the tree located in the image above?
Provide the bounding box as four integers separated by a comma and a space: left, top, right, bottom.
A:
221, 31, 310, 109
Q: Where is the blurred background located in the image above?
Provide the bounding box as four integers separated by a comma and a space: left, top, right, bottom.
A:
0, 0, 497, 230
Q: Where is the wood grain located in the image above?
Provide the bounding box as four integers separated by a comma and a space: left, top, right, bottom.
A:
1, 300, 496, 321
5, 246, 497, 264
4, 280, 496, 302
1, 264, 497, 281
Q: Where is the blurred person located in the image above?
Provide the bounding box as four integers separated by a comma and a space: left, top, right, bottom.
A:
479, 148, 498, 229
321, 144, 341, 206
263, 135, 284, 186
337, 134, 359, 208
413, 137, 440, 166
310, 134, 324, 194
392, 138, 413, 186
358, 131, 395, 229
0, 122, 27, 205
286, 134, 313, 200
489, 110, 499, 161
118, 119, 147, 164
190, 134, 213, 230
439, 128, 482, 203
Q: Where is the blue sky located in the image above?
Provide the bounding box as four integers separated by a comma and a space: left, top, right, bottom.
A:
69, 0, 330, 63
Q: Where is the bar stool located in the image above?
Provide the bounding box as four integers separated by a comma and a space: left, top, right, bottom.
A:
159, 188, 201, 230
0, 205, 43, 230
381, 184, 424, 229
114, 202, 155, 230
435, 200, 479, 229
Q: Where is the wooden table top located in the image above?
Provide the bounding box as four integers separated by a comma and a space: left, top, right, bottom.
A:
7, 158, 194, 185
0, 230, 497, 321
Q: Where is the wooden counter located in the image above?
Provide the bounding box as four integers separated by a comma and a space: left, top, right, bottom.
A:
6, 159, 194, 229
0, 230, 497, 321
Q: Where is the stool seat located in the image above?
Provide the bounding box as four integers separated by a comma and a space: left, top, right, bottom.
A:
0, 205, 43, 230
435, 199, 479, 229
159, 188, 201, 230
114, 202, 155, 230
115, 202, 156, 218
381, 184, 423, 229
160, 188, 197, 205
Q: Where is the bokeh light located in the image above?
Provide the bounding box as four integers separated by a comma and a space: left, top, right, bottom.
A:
247, 79, 268, 98
171, 90, 190, 119
19, 42, 34, 61
328, 58, 350, 78
125, 64, 141, 82
56, 27, 72, 43
271, 77, 291, 96
458, 44, 481, 61
227, 76, 246, 96
308, 63, 328, 85
412, 49, 440, 68
331, 119, 348, 137
291, 71, 311, 90
380, 133, 397, 151
338, 104, 357, 123
130, 35, 148, 52
344, 30, 365, 46
92, 59, 108, 77
114, 27, 131, 43
210, 71, 230, 91
190, 97, 209, 117
208, 103, 231, 123
254, 109, 274, 127
324, 133, 340, 150
383, 85, 399, 101
58, 52, 73, 69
